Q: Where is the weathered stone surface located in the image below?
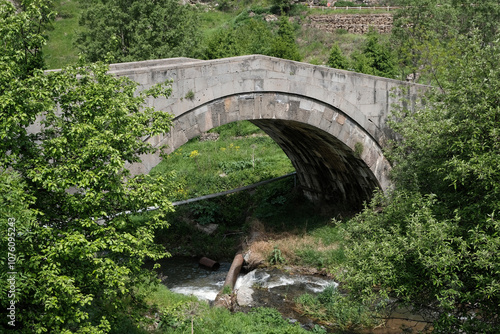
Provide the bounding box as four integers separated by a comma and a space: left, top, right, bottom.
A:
307, 14, 393, 34
236, 286, 254, 306
72, 55, 428, 209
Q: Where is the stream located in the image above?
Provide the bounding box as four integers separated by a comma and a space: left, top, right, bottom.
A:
152, 257, 430, 333
152, 256, 335, 330
153, 256, 334, 302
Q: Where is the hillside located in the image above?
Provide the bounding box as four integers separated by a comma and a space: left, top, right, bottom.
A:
44, 0, 394, 69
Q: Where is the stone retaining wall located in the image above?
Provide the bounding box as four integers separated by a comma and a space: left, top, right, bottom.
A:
307, 13, 393, 34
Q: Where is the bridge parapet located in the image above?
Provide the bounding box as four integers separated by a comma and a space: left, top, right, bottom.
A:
109, 55, 423, 148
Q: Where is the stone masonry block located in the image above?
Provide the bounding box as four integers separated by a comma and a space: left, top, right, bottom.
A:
308, 110, 323, 128
254, 79, 264, 91
253, 95, 263, 119
274, 101, 290, 120
185, 124, 201, 140
200, 109, 213, 133
194, 77, 209, 94
260, 93, 276, 115
262, 78, 289, 92
133, 72, 152, 85
304, 84, 328, 103
356, 90, 375, 105
323, 108, 336, 122
238, 96, 256, 119
299, 99, 313, 111
239, 78, 255, 93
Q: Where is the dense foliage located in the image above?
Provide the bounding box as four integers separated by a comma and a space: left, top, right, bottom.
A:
392, 0, 500, 84
352, 31, 396, 77
326, 30, 396, 78
268, 15, 302, 61
326, 43, 349, 70
203, 28, 243, 60
76, 0, 202, 62
341, 11, 500, 333
0, 1, 178, 332
154, 290, 310, 334
0, 0, 53, 74
203, 12, 301, 62
296, 285, 379, 331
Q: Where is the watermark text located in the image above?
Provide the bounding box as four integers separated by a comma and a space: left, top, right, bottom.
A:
6, 217, 17, 327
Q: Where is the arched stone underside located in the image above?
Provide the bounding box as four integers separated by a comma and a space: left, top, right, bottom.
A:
252, 119, 381, 208
142, 92, 391, 209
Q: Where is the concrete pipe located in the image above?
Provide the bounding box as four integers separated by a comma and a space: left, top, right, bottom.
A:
199, 257, 220, 270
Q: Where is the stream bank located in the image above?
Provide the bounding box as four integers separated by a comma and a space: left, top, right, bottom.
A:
151, 256, 431, 333
150, 179, 431, 333
151, 256, 337, 332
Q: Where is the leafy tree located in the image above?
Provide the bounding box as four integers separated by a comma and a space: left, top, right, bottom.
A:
352, 30, 396, 78
76, 0, 201, 62
203, 27, 242, 60
271, 0, 292, 15
235, 17, 274, 56
269, 16, 301, 62
452, 0, 500, 44
341, 32, 500, 333
202, 16, 280, 61
1, 1, 177, 332
351, 52, 373, 75
326, 43, 349, 70
216, 0, 234, 12
0, 0, 54, 75
392, 0, 500, 83
362, 31, 396, 77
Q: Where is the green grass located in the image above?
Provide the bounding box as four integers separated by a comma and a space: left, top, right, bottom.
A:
294, 220, 347, 271
297, 26, 370, 65
295, 285, 381, 332
197, 8, 236, 39
150, 121, 295, 199
45, 0, 83, 69
128, 283, 310, 333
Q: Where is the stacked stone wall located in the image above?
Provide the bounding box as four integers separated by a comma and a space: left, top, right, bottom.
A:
307, 13, 393, 34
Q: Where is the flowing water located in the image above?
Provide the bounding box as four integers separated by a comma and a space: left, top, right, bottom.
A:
152, 257, 430, 333
153, 257, 335, 303
152, 257, 232, 301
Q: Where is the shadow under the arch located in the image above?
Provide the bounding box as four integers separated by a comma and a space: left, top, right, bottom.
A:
250, 118, 381, 212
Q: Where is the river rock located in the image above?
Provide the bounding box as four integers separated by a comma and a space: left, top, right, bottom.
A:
236, 286, 254, 306
213, 293, 236, 310
195, 223, 218, 235
199, 132, 219, 141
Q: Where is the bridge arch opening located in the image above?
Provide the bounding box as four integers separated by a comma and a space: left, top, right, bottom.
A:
250, 118, 380, 210
135, 92, 391, 211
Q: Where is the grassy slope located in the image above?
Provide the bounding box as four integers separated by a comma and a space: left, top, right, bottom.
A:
298, 25, 368, 64
45, 0, 83, 69
44, 0, 389, 68
150, 122, 294, 199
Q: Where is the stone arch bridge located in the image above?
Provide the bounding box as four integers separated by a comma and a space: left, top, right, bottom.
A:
109, 55, 423, 209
